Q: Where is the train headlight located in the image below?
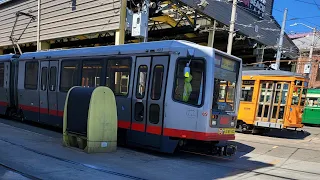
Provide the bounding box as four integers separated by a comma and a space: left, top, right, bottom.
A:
231, 121, 235, 127
211, 120, 217, 126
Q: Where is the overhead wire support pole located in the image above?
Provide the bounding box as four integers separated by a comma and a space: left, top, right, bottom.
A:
227, 0, 237, 55
208, 20, 217, 48
275, 8, 288, 70
307, 27, 316, 80
37, 0, 40, 51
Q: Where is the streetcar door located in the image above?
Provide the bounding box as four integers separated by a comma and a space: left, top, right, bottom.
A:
269, 83, 289, 124
130, 57, 151, 145
48, 61, 59, 126
145, 56, 169, 148
256, 81, 275, 122
39, 61, 49, 123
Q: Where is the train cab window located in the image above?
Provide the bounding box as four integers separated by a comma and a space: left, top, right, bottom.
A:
25, 62, 39, 90
41, 67, 48, 91
0, 63, 4, 87
60, 60, 80, 92
81, 60, 102, 87
151, 65, 164, 100
106, 59, 131, 96
136, 65, 148, 99
173, 59, 205, 106
49, 67, 57, 91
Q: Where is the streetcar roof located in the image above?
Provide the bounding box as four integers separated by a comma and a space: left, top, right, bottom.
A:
242, 70, 306, 78
18, 40, 241, 62
0, 54, 16, 61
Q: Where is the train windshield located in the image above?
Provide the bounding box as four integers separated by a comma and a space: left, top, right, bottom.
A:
212, 57, 240, 112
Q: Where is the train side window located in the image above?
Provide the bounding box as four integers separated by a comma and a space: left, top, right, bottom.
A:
136, 65, 148, 99
106, 59, 131, 96
0, 63, 4, 87
41, 67, 48, 91
60, 60, 80, 92
151, 65, 164, 100
49, 67, 57, 91
241, 86, 254, 101
173, 59, 205, 106
24, 61, 39, 90
82, 60, 102, 87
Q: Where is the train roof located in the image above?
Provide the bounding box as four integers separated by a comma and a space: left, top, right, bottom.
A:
242, 70, 306, 78
0, 54, 16, 61
18, 40, 241, 62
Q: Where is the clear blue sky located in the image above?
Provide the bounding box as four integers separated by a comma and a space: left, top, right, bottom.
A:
273, 0, 320, 34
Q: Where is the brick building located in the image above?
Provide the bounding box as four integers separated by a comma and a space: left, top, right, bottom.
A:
291, 33, 320, 88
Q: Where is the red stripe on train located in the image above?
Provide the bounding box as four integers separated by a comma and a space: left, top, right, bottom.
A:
146, 125, 162, 135
18, 105, 234, 141
163, 128, 235, 141
131, 122, 145, 132
0, 101, 8, 107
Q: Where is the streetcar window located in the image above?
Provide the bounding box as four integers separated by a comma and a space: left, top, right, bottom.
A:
151, 65, 164, 100
173, 59, 205, 106
106, 59, 131, 96
0, 63, 4, 87
24, 61, 39, 90
300, 89, 307, 106
41, 67, 48, 91
81, 60, 102, 87
49, 67, 57, 91
60, 60, 80, 92
136, 65, 148, 99
241, 86, 254, 101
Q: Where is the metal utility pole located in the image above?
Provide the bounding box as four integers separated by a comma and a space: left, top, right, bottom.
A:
208, 20, 217, 47
37, 0, 40, 51
227, 0, 237, 55
307, 27, 316, 79
143, 0, 149, 42
275, 8, 288, 70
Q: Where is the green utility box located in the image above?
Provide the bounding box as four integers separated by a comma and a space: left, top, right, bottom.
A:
63, 86, 118, 153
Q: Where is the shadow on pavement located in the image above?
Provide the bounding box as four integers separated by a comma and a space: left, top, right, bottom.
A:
261, 128, 311, 140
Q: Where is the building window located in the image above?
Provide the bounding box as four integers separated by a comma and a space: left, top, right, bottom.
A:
81, 60, 102, 87
25, 61, 39, 90
173, 59, 205, 106
316, 67, 320, 81
41, 67, 48, 91
49, 67, 57, 91
60, 60, 80, 92
106, 59, 131, 96
0, 63, 4, 87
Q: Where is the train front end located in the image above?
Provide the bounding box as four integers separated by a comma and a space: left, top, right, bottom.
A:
207, 52, 242, 156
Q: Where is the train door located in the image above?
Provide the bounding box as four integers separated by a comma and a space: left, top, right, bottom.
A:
48, 61, 59, 126
146, 56, 169, 148
39, 61, 59, 126
130, 56, 169, 148
256, 81, 289, 124
256, 81, 275, 122
39, 61, 49, 123
269, 83, 289, 124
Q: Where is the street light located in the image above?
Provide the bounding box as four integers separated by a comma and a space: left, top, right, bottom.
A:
290, 23, 316, 81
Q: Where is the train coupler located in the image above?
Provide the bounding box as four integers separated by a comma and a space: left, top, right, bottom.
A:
212, 143, 237, 156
